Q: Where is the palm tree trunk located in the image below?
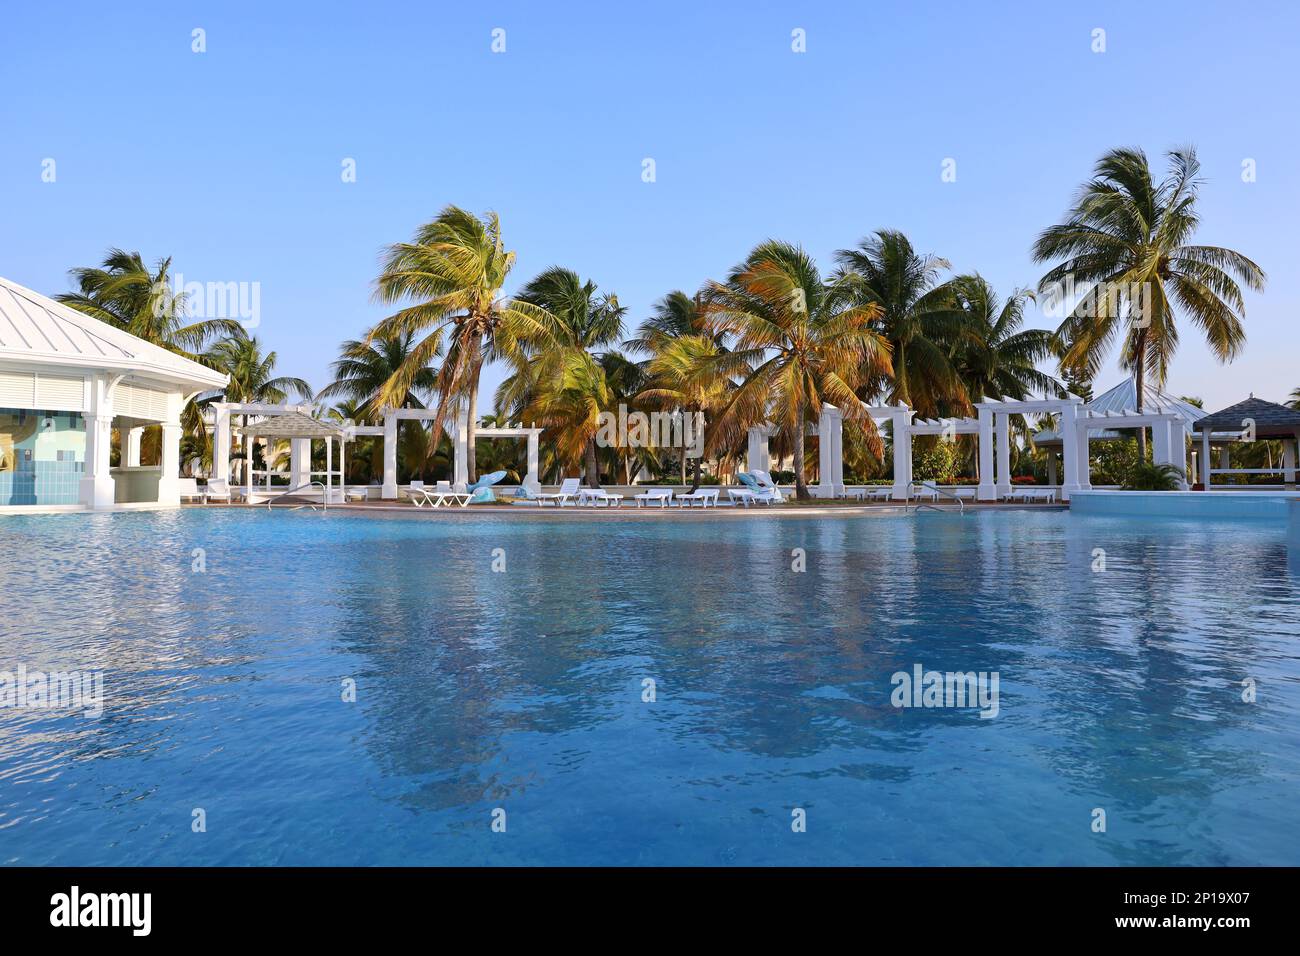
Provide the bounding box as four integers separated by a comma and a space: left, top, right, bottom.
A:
466, 373, 479, 482
584, 438, 600, 487
793, 403, 810, 500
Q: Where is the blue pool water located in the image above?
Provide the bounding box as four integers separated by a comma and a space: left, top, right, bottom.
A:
2, 508, 1298, 866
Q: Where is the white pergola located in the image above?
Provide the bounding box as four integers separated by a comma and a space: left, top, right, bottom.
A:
379, 408, 542, 499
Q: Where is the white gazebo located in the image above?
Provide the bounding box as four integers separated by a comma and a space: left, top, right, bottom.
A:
0, 276, 228, 511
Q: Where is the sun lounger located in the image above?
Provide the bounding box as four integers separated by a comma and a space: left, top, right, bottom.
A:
676, 488, 719, 507
735, 472, 782, 505
537, 477, 581, 506
577, 487, 624, 507
634, 487, 674, 508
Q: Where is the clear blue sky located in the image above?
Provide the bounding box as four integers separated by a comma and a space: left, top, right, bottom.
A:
3, 0, 1297, 411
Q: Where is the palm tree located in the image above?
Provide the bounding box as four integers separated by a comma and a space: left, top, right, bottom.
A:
1033, 146, 1266, 457
1288, 389, 1300, 411
368, 206, 556, 482
833, 230, 967, 415
57, 248, 242, 358
701, 241, 891, 500
947, 276, 1061, 405
317, 331, 437, 422
502, 267, 624, 486
636, 333, 731, 492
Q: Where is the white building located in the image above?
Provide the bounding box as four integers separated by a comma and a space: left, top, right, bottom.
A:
0, 276, 228, 511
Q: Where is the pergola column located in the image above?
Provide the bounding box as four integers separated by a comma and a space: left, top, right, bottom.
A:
1200, 430, 1212, 487
1168, 419, 1189, 489
381, 411, 398, 499
1076, 422, 1092, 490
156, 393, 183, 506
524, 431, 541, 492
976, 407, 995, 501
891, 407, 913, 500
1285, 434, 1298, 489
1151, 418, 1170, 467
213, 404, 232, 483
453, 412, 469, 491
995, 413, 1012, 499
1059, 403, 1080, 500
817, 405, 844, 498
746, 426, 770, 475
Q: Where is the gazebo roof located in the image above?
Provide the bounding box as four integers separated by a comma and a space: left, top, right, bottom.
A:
1192, 396, 1300, 437
1034, 378, 1206, 445
234, 410, 344, 438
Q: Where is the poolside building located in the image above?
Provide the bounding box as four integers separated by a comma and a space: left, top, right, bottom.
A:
0, 276, 227, 511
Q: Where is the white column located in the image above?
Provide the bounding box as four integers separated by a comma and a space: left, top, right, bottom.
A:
325, 436, 333, 503
157, 422, 182, 506
79, 375, 116, 508
125, 426, 143, 467
453, 412, 469, 491
339, 437, 347, 497
817, 406, 835, 498
1219, 446, 1230, 470
1151, 419, 1170, 466
245, 430, 253, 502
1076, 422, 1092, 490
891, 408, 913, 500
1047, 453, 1058, 487
746, 426, 769, 475
1285, 436, 1298, 489
976, 406, 995, 501
524, 431, 540, 492
1200, 431, 1212, 487
1059, 403, 1080, 500
1168, 419, 1189, 489
995, 412, 1012, 499
381, 411, 399, 499
213, 404, 232, 483
291, 438, 311, 489
831, 411, 844, 493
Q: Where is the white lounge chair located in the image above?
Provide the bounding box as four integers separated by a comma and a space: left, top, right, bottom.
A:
750, 470, 787, 503
177, 477, 202, 503
734, 473, 782, 505
537, 477, 581, 507
202, 478, 233, 504
577, 486, 624, 507
676, 488, 719, 507
634, 487, 674, 508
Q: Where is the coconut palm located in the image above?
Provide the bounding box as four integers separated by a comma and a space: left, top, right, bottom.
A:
1033, 146, 1266, 456
832, 230, 967, 415
701, 241, 891, 500
317, 331, 437, 422
57, 248, 243, 359
947, 276, 1061, 405
1288, 388, 1300, 411
636, 333, 731, 492
500, 267, 625, 486
368, 206, 557, 481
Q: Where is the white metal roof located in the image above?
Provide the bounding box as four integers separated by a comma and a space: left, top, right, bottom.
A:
1034, 378, 1207, 444
0, 275, 228, 390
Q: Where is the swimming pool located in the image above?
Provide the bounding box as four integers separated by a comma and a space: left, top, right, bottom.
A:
2, 508, 1298, 866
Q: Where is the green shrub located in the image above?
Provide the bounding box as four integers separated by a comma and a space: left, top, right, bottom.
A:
1122, 462, 1184, 491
